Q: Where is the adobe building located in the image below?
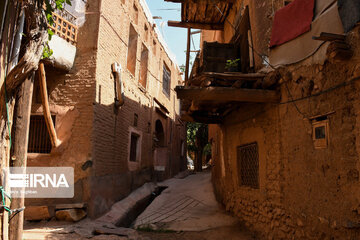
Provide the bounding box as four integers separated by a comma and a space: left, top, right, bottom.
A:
24, 0, 186, 219
172, 0, 360, 239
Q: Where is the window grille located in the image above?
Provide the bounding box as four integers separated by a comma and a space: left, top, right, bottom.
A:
28, 115, 55, 154
162, 64, 171, 96
237, 142, 259, 189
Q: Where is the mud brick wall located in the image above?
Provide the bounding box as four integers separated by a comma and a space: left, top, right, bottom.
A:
26, 0, 186, 218
210, 24, 360, 240
26, 0, 100, 208
89, 0, 185, 217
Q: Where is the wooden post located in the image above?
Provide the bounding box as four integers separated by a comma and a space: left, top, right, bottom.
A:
185, 28, 191, 84
9, 74, 34, 240
38, 62, 59, 147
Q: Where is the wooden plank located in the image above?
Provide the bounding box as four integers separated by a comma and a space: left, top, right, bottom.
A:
38, 62, 59, 147
185, 28, 191, 83
202, 72, 265, 81
312, 32, 346, 41
9, 74, 34, 240
168, 21, 224, 30
175, 86, 279, 103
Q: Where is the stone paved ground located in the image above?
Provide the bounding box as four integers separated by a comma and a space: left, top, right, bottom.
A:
23, 171, 258, 240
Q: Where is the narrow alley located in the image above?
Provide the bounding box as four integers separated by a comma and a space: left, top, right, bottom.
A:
22, 171, 257, 240
1, 0, 360, 239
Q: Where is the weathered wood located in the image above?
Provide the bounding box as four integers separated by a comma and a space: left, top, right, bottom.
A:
38, 63, 59, 147
185, 28, 191, 84
5, 0, 48, 94
202, 72, 265, 81
168, 21, 224, 30
175, 86, 280, 103
9, 74, 34, 240
312, 32, 346, 42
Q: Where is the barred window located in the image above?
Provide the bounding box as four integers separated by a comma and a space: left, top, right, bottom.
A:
237, 142, 259, 189
162, 64, 171, 97
28, 115, 55, 154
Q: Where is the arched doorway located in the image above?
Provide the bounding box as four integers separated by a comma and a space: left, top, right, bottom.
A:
155, 120, 165, 147
153, 119, 167, 179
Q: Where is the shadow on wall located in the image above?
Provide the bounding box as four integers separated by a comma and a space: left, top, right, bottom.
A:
26, 91, 187, 219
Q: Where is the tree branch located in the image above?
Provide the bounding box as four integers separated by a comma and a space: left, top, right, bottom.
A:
5, 0, 48, 94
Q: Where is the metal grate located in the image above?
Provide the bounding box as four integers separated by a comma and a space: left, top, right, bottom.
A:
28, 115, 55, 154
162, 64, 171, 96
237, 142, 259, 189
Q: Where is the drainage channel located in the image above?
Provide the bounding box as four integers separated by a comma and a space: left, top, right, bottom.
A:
116, 186, 168, 228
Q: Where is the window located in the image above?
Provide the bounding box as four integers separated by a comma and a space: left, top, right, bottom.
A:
129, 133, 140, 162
139, 44, 149, 88
162, 63, 171, 96
312, 119, 329, 149
237, 142, 259, 189
127, 24, 138, 76
28, 115, 55, 154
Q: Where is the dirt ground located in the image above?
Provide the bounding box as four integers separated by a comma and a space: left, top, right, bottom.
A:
23, 222, 258, 240
138, 225, 258, 240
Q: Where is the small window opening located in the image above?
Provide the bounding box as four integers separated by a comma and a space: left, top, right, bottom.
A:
127, 24, 138, 76
162, 63, 171, 97
312, 118, 329, 149
139, 44, 149, 88
28, 115, 56, 153
129, 133, 140, 162
237, 142, 259, 189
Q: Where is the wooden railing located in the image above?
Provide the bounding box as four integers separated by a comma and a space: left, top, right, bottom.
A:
48, 11, 78, 45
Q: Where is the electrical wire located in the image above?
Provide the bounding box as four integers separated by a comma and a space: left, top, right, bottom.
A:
210, 1, 313, 118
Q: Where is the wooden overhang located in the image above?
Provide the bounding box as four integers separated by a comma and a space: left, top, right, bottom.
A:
166, 0, 233, 30
174, 71, 280, 124
176, 86, 279, 103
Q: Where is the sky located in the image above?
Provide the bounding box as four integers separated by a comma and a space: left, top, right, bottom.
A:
145, 0, 200, 67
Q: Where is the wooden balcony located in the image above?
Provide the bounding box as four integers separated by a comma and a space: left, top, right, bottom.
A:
175, 41, 280, 124
46, 6, 78, 45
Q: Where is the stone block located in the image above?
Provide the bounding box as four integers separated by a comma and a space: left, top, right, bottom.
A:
24, 206, 51, 220
55, 208, 87, 222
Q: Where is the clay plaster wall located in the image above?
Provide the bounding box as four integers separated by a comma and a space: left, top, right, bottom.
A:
26, 0, 100, 208
209, 1, 360, 239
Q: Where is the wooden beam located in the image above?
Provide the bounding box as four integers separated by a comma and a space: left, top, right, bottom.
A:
9, 74, 34, 240
185, 28, 191, 83
38, 62, 59, 147
202, 72, 265, 81
175, 86, 280, 103
312, 32, 346, 41
168, 21, 224, 30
